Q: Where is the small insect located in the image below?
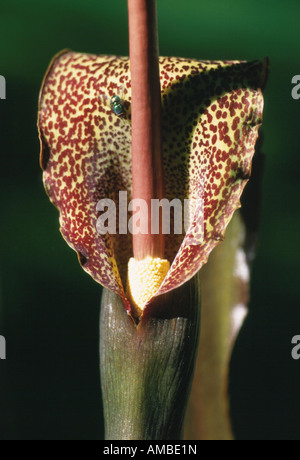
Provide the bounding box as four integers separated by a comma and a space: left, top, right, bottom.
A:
110, 95, 126, 117
99, 87, 128, 119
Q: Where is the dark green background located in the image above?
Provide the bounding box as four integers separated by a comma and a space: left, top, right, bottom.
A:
0, 0, 299, 440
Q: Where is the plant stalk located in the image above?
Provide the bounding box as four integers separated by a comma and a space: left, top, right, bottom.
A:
128, 0, 165, 260
100, 275, 201, 440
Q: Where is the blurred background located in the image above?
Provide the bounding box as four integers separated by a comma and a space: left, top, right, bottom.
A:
0, 0, 299, 440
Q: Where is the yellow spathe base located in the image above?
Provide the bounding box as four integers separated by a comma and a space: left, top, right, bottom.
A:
126, 257, 170, 317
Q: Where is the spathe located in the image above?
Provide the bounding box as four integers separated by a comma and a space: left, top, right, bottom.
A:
39, 51, 267, 316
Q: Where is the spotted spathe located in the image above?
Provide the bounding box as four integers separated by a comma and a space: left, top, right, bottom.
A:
38, 51, 267, 315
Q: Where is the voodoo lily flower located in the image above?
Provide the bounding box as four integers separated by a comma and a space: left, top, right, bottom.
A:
38, 51, 266, 439
39, 53, 266, 316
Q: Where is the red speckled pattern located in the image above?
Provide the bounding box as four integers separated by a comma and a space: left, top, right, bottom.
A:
39, 51, 266, 314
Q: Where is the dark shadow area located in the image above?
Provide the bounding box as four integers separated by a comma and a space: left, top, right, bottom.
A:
229, 299, 300, 440
0, 79, 104, 440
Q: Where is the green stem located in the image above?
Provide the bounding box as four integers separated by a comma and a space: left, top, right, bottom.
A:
100, 275, 201, 440
185, 213, 244, 440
